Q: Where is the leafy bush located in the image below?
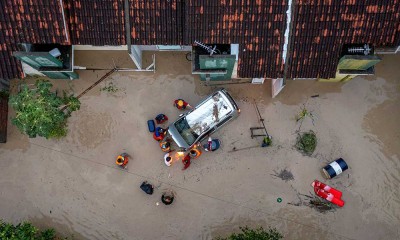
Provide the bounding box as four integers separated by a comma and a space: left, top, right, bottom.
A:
0, 220, 56, 240
262, 136, 272, 147
9, 80, 80, 139
100, 82, 118, 93
296, 130, 317, 155
216, 226, 283, 240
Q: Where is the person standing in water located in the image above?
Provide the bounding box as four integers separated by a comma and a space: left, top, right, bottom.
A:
174, 99, 192, 110
161, 191, 175, 205
164, 152, 173, 167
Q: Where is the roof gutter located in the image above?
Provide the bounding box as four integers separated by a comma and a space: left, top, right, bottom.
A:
282, 0, 294, 82
59, 0, 69, 43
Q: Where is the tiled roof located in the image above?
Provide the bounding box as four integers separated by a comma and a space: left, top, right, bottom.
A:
0, 96, 8, 143
0, 0, 68, 79
130, 0, 184, 45
1, 0, 400, 80
287, 0, 400, 79
66, 0, 126, 45
0, 43, 20, 80
185, 0, 287, 78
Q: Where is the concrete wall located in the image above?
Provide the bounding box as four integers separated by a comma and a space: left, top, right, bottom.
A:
73, 45, 128, 50
73, 45, 192, 51
136, 45, 192, 51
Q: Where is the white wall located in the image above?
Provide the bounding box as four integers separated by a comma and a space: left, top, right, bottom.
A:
73, 45, 192, 51
136, 45, 192, 51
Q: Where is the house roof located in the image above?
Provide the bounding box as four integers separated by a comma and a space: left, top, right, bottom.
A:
1, 1, 400, 80
66, 0, 126, 46
0, 0, 68, 79
287, 0, 400, 79
184, 0, 287, 78
130, 0, 184, 45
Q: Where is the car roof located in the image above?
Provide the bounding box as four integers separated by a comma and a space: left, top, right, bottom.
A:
185, 91, 233, 136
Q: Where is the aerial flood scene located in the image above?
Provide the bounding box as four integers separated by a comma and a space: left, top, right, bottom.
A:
0, 1, 399, 240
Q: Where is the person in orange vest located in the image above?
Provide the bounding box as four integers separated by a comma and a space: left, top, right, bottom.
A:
160, 140, 172, 152
174, 99, 192, 110
153, 127, 166, 141
189, 148, 202, 159
182, 154, 191, 170
116, 153, 129, 169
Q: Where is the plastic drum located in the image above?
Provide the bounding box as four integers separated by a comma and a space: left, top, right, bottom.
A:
322, 158, 348, 179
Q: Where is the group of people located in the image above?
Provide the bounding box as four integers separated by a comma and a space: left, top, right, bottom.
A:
115, 98, 222, 206
152, 99, 194, 170
152, 98, 220, 170
140, 181, 175, 206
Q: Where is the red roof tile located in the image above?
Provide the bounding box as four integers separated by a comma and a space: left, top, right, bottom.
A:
130, 0, 184, 45
66, 0, 126, 45
185, 0, 287, 78
0, 0, 68, 79
1, 0, 400, 80
288, 1, 400, 79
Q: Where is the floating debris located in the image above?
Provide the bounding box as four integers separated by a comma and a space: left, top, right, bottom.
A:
289, 193, 337, 213
306, 195, 336, 213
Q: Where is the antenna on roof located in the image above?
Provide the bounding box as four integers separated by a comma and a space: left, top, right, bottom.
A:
194, 40, 218, 56
348, 44, 371, 55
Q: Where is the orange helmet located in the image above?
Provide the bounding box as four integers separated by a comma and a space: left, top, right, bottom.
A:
116, 156, 125, 165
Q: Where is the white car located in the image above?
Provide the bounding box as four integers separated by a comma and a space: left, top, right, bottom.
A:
168, 88, 240, 150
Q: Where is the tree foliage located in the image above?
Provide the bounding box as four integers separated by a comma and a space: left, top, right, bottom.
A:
0, 220, 56, 240
216, 226, 283, 240
9, 80, 80, 139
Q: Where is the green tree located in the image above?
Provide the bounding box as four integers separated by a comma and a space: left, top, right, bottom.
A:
216, 226, 283, 240
9, 80, 80, 139
0, 220, 56, 240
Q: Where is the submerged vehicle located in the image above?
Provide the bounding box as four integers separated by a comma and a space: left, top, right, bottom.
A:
168, 89, 240, 150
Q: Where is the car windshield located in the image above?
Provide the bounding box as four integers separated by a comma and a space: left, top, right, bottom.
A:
174, 117, 199, 146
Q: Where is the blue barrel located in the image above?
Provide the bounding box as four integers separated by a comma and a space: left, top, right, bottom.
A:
322, 158, 348, 179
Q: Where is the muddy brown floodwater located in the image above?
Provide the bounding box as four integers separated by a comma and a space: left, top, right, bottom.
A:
1, 51, 399, 240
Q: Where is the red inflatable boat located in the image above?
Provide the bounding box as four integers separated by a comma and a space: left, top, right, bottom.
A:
312, 180, 345, 207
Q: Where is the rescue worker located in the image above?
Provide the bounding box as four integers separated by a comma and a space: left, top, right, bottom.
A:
164, 152, 173, 167
160, 140, 172, 152
174, 99, 192, 110
203, 137, 221, 152
155, 114, 168, 124
153, 127, 166, 141
182, 154, 191, 170
116, 153, 129, 168
189, 148, 202, 159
